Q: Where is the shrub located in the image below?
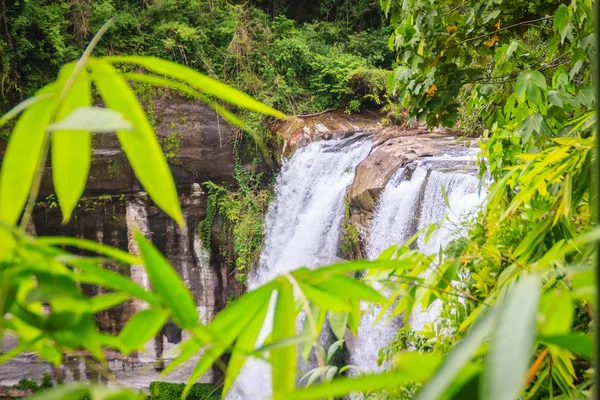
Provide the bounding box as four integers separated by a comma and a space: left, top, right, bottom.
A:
149, 382, 221, 400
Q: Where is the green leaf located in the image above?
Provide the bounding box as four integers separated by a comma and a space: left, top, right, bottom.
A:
576, 86, 595, 108
26, 383, 89, 399
539, 290, 573, 336
69, 259, 160, 307
0, 84, 57, 225
553, 4, 572, 43
90, 60, 183, 225
0, 93, 55, 130
271, 279, 297, 399
416, 307, 496, 400
313, 275, 385, 303
51, 67, 92, 222
118, 308, 168, 354
347, 297, 361, 336
514, 70, 546, 105
122, 72, 244, 128
35, 236, 140, 265
290, 353, 440, 399
327, 340, 343, 362
483, 276, 540, 400
519, 113, 543, 139
48, 107, 134, 133
552, 66, 569, 90
88, 292, 131, 313
105, 56, 286, 119
223, 300, 270, 397
539, 333, 593, 359
329, 311, 348, 341
547, 90, 563, 108
135, 232, 198, 327
299, 282, 350, 312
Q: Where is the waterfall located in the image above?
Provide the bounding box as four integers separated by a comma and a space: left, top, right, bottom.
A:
229, 134, 373, 399
351, 148, 484, 373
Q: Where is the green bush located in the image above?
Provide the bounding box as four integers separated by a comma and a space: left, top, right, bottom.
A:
149, 382, 221, 400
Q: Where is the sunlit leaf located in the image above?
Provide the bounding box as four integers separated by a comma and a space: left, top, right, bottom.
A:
90, 60, 183, 225
48, 106, 134, 133
299, 282, 350, 312
329, 311, 348, 341
271, 278, 297, 399
88, 292, 131, 313
105, 56, 286, 119
35, 236, 140, 265
539, 333, 593, 359
118, 308, 168, 354
223, 299, 270, 397
313, 275, 385, 303
0, 84, 57, 225
290, 353, 440, 399
122, 72, 244, 128
135, 232, 198, 328
51, 66, 92, 222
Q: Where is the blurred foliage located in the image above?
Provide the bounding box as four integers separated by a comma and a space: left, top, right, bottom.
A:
149, 381, 221, 400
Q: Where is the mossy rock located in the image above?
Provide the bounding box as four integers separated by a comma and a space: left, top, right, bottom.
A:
149, 382, 222, 400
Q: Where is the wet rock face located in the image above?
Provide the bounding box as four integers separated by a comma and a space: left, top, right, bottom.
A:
346, 134, 463, 239
20, 190, 242, 387
0, 97, 242, 387
36, 95, 237, 196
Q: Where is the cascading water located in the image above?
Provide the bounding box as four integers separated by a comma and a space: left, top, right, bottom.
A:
228, 134, 373, 399
351, 148, 484, 373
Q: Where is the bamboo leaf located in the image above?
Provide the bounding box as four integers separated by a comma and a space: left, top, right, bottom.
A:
135, 232, 198, 328
347, 297, 361, 336
271, 278, 297, 399
0, 85, 57, 225
183, 344, 227, 398
0, 93, 55, 129
222, 297, 270, 397
48, 107, 133, 133
118, 308, 168, 354
90, 60, 183, 225
88, 293, 131, 313
35, 236, 141, 265
329, 311, 348, 341
483, 276, 540, 400
106, 56, 285, 119
26, 383, 89, 399
290, 353, 440, 399
51, 67, 92, 222
313, 275, 385, 303
122, 73, 244, 128
416, 307, 496, 400
299, 282, 350, 312
67, 259, 160, 307
539, 333, 593, 359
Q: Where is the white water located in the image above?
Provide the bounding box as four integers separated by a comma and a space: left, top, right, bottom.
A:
352, 148, 484, 373
229, 135, 373, 399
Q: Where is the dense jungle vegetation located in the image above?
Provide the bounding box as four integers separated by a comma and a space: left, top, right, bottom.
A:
0, 0, 597, 400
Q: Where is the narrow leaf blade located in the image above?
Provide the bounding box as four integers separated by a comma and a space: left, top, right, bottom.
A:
90, 60, 183, 225
135, 232, 198, 327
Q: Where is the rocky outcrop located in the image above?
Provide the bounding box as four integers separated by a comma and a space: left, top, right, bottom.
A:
272, 110, 427, 157
347, 134, 460, 235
